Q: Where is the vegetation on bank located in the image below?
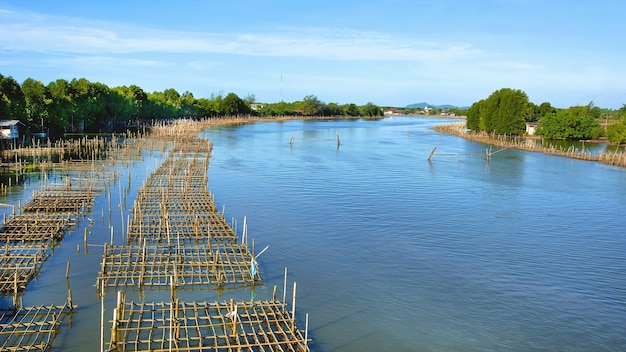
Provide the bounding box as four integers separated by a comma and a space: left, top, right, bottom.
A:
3, 71, 626, 145
0, 74, 383, 139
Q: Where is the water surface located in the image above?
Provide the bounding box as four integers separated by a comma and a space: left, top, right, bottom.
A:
202, 116, 626, 351
1, 116, 624, 351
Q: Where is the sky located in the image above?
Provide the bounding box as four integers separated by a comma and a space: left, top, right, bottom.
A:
1, 0, 625, 109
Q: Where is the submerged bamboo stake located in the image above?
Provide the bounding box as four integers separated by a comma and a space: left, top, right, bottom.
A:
291, 281, 297, 331
283, 267, 288, 304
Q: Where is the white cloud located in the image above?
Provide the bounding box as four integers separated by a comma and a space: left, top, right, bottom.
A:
0, 8, 483, 62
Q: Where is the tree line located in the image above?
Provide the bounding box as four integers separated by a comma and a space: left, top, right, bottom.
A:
466, 88, 626, 143
0, 74, 383, 139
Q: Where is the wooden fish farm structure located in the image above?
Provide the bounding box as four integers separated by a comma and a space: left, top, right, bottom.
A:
0, 118, 310, 351
0, 141, 129, 350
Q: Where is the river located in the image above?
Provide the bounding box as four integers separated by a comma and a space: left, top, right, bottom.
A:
1, 116, 625, 351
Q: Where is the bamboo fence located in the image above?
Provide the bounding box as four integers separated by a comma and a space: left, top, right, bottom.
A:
432, 122, 626, 167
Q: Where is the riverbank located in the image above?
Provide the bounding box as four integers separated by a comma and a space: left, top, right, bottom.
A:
432, 121, 626, 168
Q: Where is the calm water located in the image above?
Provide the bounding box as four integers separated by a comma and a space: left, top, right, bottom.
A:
1, 116, 625, 351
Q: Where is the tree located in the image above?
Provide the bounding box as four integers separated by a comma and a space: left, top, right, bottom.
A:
606, 120, 626, 144
466, 99, 483, 130
302, 95, 323, 116
194, 98, 220, 117
473, 88, 528, 135
0, 74, 27, 123
180, 91, 198, 117
22, 78, 51, 132
344, 103, 360, 116
221, 93, 249, 116
490, 88, 527, 134
46, 79, 74, 134
145, 91, 177, 119
243, 93, 256, 104
536, 106, 600, 140
360, 102, 383, 117
68, 78, 109, 131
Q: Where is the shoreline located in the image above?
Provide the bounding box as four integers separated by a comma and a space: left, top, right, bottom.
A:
431, 121, 626, 168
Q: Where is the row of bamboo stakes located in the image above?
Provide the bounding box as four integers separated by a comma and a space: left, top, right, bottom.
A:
431, 122, 626, 167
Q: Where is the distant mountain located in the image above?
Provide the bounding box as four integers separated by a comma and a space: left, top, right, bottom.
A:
405, 102, 467, 109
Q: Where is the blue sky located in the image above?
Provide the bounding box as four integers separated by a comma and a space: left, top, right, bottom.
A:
1, 0, 624, 108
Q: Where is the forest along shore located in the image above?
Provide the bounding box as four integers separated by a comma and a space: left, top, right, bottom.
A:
432, 122, 626, 168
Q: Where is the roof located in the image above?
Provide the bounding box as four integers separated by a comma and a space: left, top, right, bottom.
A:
0, 120, 24, 127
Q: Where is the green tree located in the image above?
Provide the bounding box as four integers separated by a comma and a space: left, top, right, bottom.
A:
536, 106, 600, 140
323, 102, 343, 116
146, 91, 177, 119
606, 119, 626, 143
114, 85, 148, 119
301, 95, 323, 116
180, 91, 198, 117
479, 88, 528, 135
466, 99, 483, 130
194, 98, 220, 117
243, 93, 256, 104
67, 78, 109, 131
221, 93, 249, 116
360, 102, 383, 117
22, 78, 52, 133
344, 103, 360, 116
0, 74, 27, 124
47, 79, 74, 134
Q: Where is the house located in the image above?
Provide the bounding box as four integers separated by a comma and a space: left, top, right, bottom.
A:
0, 120, 22, 140
525, 122, 539, 136
250, 103, 266, 111
384, 109, 407, 116
0, 120, 24, 149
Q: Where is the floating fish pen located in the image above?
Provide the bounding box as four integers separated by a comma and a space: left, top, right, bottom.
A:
0, 303, 75, 351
